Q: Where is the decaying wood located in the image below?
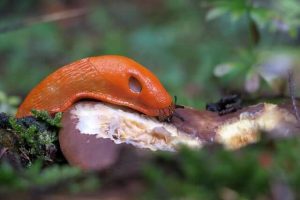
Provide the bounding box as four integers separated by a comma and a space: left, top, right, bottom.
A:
173, 103, 300, 149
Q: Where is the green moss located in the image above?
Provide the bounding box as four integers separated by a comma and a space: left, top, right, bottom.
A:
31, 110, 62, 128
8, 116, 57, 162
0, 109, 101, 194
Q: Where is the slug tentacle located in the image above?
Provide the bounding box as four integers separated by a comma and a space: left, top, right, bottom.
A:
157, 102, 175, 121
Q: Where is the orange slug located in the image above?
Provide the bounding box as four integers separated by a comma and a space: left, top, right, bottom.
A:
16, 55, 174, 119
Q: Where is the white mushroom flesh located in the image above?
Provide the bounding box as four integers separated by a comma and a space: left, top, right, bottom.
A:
70, 102, 203, 152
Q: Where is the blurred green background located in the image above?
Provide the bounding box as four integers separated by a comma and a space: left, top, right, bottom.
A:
1, 1, 300, 199
1, 0, 300, 112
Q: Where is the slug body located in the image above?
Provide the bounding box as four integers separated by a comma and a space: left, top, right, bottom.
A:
16, 55, 174, 118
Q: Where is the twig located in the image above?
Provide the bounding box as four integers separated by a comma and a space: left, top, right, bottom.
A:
288, 70, 300, 122
0, 8, 88, 34
0, 147, 8, 159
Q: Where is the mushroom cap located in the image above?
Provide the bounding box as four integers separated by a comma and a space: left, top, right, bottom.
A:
59, 103, 121, 170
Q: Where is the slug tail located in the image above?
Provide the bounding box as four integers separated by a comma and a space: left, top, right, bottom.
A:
16, 58, 93, 118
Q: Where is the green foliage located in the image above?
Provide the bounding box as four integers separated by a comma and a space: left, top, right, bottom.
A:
0, 91, 20, 115
143, 137, 300, 199
206, 0, 253, 22
0, 160, 100, 194
205, 0, 300, 37
203, 0, 300, 97
1, 0, 300, 197
1, 0, 300, 104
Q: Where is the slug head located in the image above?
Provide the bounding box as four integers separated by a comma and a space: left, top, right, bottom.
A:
89, 55, 174, 119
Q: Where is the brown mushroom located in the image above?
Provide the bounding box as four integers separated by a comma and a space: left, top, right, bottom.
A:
59, 103, 121, 171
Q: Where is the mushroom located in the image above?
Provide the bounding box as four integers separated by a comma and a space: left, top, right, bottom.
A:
59, 101, 300, 170
59, 101, 202, 170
